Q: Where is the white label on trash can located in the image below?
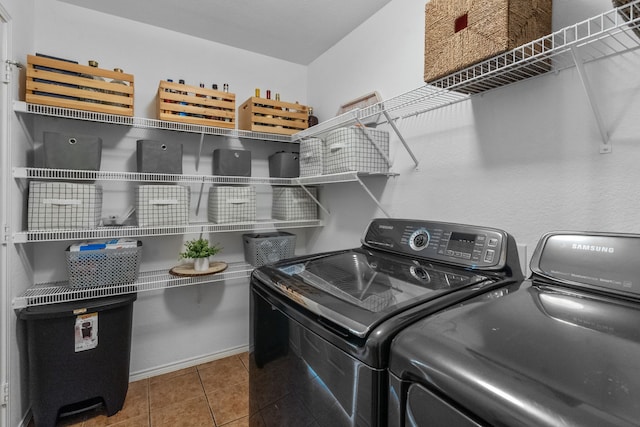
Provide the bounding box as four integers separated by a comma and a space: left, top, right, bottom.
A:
75, 312, 98, 352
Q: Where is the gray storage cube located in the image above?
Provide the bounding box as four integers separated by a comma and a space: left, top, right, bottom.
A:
213, 149, 251, 176
269, 152, 299, 178
43, 131, 102, 170
136, 185, 190, 227
28, 181, 103, 230
272, 186, 318, 220
136, 140, 183, 174
207, 186, 256, 223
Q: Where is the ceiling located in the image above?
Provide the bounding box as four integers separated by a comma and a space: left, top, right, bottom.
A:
58, 0, 394, 65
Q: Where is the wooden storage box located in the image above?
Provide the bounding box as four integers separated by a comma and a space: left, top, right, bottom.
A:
25, 54, 134, 116
157, 80, 235, 128
424, 0, 552, 82
238, 97, 309, 135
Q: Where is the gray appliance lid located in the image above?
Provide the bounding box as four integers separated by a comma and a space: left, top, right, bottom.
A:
254, 248, 493, 338
530, 231, 640, 299
390, 281, 640, 426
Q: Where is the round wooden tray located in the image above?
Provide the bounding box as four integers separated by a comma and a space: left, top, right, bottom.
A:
169, 261, 228, 277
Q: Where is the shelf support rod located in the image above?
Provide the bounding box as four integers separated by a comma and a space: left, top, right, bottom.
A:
382, 110, 420, 169
194, 178, 206, 217
295, 183, 330, 216
569, 46, 610, 154
195, 132, 205, 171
354, 175, 391, 218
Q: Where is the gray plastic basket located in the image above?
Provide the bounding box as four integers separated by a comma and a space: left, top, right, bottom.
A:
65, 242, 142, 288
243, 232, 296, 267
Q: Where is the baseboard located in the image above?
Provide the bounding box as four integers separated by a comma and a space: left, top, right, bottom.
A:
128, 344, 250, 382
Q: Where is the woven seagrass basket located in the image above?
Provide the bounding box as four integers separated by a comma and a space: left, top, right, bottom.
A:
424, 0, 552, 83
612, 0, 640, 38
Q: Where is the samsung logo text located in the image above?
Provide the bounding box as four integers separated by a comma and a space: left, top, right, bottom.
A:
571, 243, 614, 253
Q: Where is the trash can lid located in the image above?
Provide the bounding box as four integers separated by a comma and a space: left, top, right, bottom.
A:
18, 293, 137, 320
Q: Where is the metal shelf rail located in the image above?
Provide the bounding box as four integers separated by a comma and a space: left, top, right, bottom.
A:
12, 262, 254, 309
13, 101, 294, 143
294, 0, 640, 153
13, 220, 323, 243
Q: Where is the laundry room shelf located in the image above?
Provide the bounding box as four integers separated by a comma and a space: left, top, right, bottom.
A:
13, 220, 322, 243
12, 261, 254, 309
293, 0, 640, 148
13, 167, 388, 186
13, 101, 295, 143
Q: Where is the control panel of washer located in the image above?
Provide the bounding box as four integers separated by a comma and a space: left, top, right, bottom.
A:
362, 218, 508, 269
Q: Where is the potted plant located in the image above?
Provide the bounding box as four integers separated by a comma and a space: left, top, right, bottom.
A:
179, 238, 222, 272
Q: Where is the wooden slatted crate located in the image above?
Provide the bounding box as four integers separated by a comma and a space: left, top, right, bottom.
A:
157, 80, 236, 128
238, 97, 308, 135
25, 54, 135, 116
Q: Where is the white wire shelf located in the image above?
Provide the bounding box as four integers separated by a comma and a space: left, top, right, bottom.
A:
12, 167, 387, 186
13, 101, 296, 143
13, 220, 323, 243
12, 262, 254, 309
293, 0, 640, 140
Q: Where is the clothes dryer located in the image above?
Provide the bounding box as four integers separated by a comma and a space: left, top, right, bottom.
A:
388, 231, 640, 427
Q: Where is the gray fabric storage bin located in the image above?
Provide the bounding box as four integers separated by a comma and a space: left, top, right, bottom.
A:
43, 131, 102, 170
136, 140, 183, 174
207, 186, 256, 223
213, 149, 251, 176
136, 185, 190, 227
28, 181, 102, 230
299, 138, 324, 177
272, 186, 318, 220
269, 152, 299, 178
324, 127, 390, 174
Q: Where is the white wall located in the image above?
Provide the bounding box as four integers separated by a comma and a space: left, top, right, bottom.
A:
306, 0, 640, 263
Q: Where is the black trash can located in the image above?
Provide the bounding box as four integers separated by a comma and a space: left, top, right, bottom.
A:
18, 293, 137, 427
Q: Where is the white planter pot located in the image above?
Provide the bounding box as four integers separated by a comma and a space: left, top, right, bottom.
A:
193, 258, 210, 272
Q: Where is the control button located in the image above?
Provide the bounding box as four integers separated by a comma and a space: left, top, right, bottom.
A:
484, 249, 495, 263
476, 235, 486, 242
454, 251, 462, 258
488, 238, 498, 247
446, 250, 454, 256
463, 253, 471, 259
409, 228, 430, 251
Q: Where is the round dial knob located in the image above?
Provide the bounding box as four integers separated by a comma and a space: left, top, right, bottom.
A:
409, 228, 430, 251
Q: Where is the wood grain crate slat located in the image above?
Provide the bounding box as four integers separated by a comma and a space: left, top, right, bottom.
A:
238, 97, 309, 136
157, 80, 236, 129
25, 54, 135, 116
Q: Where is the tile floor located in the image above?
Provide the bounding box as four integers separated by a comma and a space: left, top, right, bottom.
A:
29, 352, 250, 427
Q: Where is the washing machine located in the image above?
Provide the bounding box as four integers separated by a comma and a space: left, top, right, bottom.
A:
388, 231, 640, 427
249, 218, 524, 427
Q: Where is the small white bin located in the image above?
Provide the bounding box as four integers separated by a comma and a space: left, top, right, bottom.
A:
28, 181, 102, 230
207, 186, 256, 223
299, 138, 324, 177
272, 187, 318, 221
136, 185, 190, 227
324, 127, 390, 174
